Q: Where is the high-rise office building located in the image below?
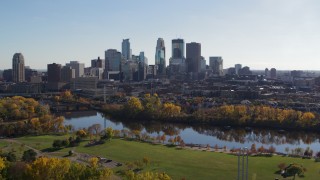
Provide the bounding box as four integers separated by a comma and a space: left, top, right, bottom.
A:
66, 61, 84, 78
169, 39, 186, 75
122, 39, 132, 60
139, 52, 148, 65
47, 63, 61, 83
91, 57, 105, 69
186, 42, 201, 73
61, 66, 75, 82
12, 53, 25, 82
265, 68, 269, 78
25, 67, 38, 82
172, 39, 184, 59
270, 68, 277, 79
200, 57, 207, 72
235, 64, 242, 75
155, 38, 166, 75
105, 49, 122, 71
3, 69, 13, 82
209, 57, 223, 76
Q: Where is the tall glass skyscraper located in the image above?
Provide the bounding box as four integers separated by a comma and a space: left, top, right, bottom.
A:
155, 38, 166, 75
122, 39, 131, 60
12, 53, 25, 82
105, 49, 122, 71
172, 39, 184, 59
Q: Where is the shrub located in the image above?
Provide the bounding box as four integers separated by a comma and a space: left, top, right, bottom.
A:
22, 149, 37, 162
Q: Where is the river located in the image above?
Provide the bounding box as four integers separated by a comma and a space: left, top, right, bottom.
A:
62, 110, 320, 153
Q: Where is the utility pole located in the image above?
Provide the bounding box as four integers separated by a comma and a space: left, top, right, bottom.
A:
237, 147, 249, 180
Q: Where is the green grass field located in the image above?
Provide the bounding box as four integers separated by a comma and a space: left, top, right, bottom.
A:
3, 135, 320, 180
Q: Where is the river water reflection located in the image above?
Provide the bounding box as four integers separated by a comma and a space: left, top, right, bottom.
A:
62, 111, 320, 153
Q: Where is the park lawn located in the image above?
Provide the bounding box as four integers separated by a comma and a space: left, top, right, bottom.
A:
14, 135, 320, 180
16, 134, 69, 151
0, 140, 30, 159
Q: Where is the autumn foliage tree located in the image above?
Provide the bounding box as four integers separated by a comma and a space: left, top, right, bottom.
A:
193, 104, 320, 129
162, 103, 181, 118
123, 97, 144, 118
23, 157, 113, 180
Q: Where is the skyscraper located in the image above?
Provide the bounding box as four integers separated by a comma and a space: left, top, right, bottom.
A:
12, 53, 25, 82
155, 38, 166, 75
47, 63, 61, 83
66, 61, 85, 78
105, 49, 122, 71
91, 57, 105, 69
265, 68, 269, 78
172, 39, 184, 59
235, 64, 242, 75
270, 68, 277, 79
122, 39, 131, 60
169, 39, 186, 75
186, 42, 201, 73
209, 57, 223, 76
61, 66, 75, 82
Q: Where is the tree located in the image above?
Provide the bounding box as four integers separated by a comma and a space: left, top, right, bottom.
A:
285, 147, 290, 155
1, 152, 16, 162
124, 97, 144, 118
125, 170, 171, 180
25, 157, 71, 180
299, 112, 315, 127
141, 93, 162, 118
61, 90, 73, 101
257, 146, 265, 153
278, 163, 286, 171
88, 124, 101, 138
102, 127, 114, 140
52, 140, 63, 149
250, 143, 256, 153
132, 130, 141, 140
282, 163, 306, 180
88, 157, 99, 168
0, 157, 5, 171
175, 136, 182, 145
304, 147, 313, 157
22, 149, 37, 162
76, 129, 87, 139
0, 157, 6, 179
113, 129, 121, 137
61, 139, 70, 147
160, 134, 166, 144
162, 103, 181, 118
268, 146, 276, 154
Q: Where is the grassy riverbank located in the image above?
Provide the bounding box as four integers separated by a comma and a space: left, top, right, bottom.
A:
1, 135, 317, 179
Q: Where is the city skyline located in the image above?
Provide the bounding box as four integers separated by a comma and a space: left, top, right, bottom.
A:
1, 0, 320, 70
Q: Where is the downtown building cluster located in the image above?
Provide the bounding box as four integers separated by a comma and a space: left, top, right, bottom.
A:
0, 38, 226, 91
1, 38, 319, 99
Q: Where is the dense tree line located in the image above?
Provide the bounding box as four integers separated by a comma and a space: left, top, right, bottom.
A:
0, 96, 65, 137
193, 105, 320, 129
0, 156, 113, 180
102, 95, 320, 130
102, 94, 182, 121
0, 96, 49, 121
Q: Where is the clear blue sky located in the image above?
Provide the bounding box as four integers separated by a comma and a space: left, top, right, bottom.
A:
1, 0, 320, 70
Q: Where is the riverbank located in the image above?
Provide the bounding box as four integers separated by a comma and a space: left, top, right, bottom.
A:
4, 135, 319, 180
